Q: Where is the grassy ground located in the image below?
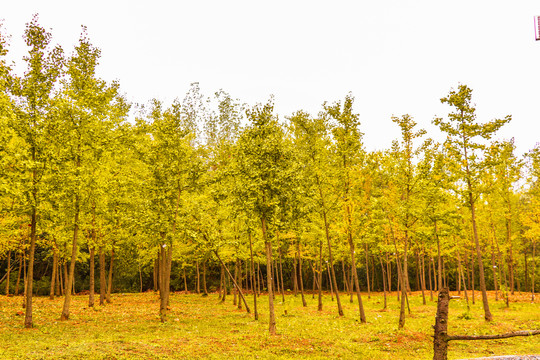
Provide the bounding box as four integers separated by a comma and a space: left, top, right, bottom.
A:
0, 290, 538, 359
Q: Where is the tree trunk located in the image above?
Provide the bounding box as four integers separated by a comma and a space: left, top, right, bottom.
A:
49, 248, 57, 300
261, 216, 276, 335
380, 256, 387, 310
153, 257, 158, 292
24, 207, 37, 327
365, 243, 371, 299
458, 254, 470, 312
531, 241, 536, 301
61, 192, 80, 321
342, 260, 350, 295
55, 259, 61, 296
348, 228, 366, 323
432, 288, 450, 360
327, 261, 334, 301
184, 268, 188, 293
420, 251, 426, 305
490, 238, 498, 301
322, 210, 343, 315
89, 246, 95, 307
99, 247, 106, 305
15, 251, 23, 296
106, 247, 114, 303
318, 239, 323, 311
257, 262, 261, 297
435, 221, 443, 291
297, 242, 307, 307
292, 250, 298, 296
428, 255, 433, 301
196, 260, 200, 295
470, 249, 475, 305
5, 250, 11, 296
468, 183, 492, 320
237, 259, 242, 309
158, 245, 171, 322
273, 259, 279, 298
249, 232, 258, 320
202, 261, 208, 297
506, 209, 515, 295
214, 251, 250, 312
278, 250, 285, 303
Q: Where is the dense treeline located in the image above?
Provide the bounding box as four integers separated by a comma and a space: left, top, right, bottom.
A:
0, 17, 538, 331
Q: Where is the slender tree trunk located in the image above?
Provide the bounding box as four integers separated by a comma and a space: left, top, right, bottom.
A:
311, 261, 316, 299
153, 258, 158, 292
458, 253, 470, 312
531, 241, 536, 301
386, 252, 392, 293
506, 208, 515, 295
365, 243, 371, 299
428, 255, 433, 301
233, 260, 238, 305
318, 240, 323, 311
158, 245, 171, 322
55, 259, 61, 296
261, 216, 276, 335
5, 250, 11, 296
380, 256, 387, 309
278, 250, 285, 302
342, 260, 350, 295
60, 191, 80, 321
468, 185, 492, 320
24, 205, 37, 327
196, 261, 200, 295
491, 238, 498, 301
106, 247, 114, 303
420, 251, 426, 305
322, 210, 343, 315
22, 253, 27, 308
237, 259, 243, 309
214, 251, 250, 312
327, 261, 334, 301
524, 247, 529, 294
273, 259, 279, 298
138, 263, 143, 293
89, 203, 97, 305
257, 262, 261, 297
347, 225, 366, 323
398, 236, 408, 329
292, 251, 298, 296
470, 249, 475, 305
15, 251, 23, 296
435, 221, 443, 291
202, 261, 208, 297
297, 243, 307, 307
442, 257, 447, 288
89, 246, 95, 307
218, 265, 223, 299
48, 248, 57, 300
248, 232, 258, 320
99, 247, 106, 305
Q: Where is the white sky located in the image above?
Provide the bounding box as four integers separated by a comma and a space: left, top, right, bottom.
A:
2, 0, 540, 155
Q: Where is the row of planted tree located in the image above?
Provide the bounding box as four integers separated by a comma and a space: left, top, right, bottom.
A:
0, 16, 538, 333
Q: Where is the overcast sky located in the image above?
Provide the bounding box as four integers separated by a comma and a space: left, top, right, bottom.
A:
2, 1, 540, 155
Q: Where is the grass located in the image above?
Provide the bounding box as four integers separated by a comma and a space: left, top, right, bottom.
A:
0, 290, 538, 359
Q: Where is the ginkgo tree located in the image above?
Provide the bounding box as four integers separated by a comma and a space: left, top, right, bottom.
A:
433, 84, 511, 322
234, 98, 295, 335
8, 15, 63, 328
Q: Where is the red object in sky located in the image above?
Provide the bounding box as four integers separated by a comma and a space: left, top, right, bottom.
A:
534, 16, 540, 41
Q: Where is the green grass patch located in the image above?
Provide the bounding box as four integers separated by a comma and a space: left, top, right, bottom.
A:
0, 291, 538, 359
